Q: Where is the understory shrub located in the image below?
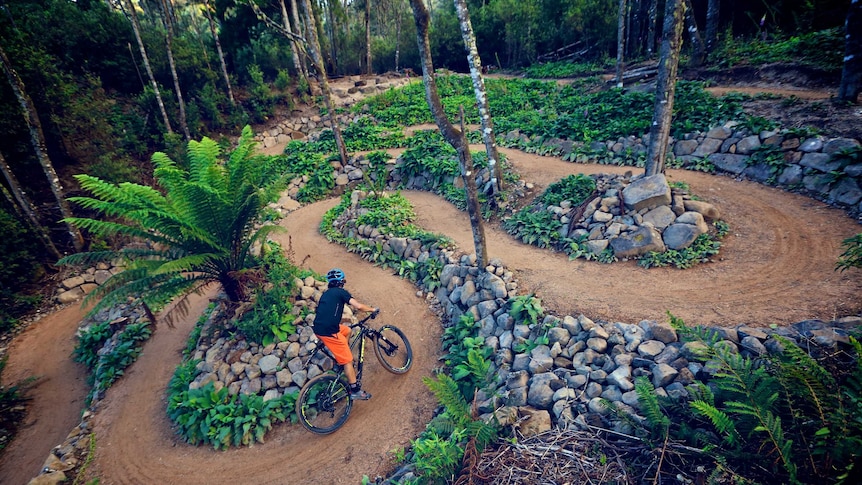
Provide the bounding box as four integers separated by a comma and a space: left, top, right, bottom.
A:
235, 242, 300, 345
167, 305, 297, 450
75, 320, 153, 403
618, 314, 862, 484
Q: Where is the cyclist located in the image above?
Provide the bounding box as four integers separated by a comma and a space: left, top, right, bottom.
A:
312, 268, 378, 400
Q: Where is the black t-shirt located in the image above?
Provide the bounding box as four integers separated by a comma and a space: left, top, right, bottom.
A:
312, 287, 352, 336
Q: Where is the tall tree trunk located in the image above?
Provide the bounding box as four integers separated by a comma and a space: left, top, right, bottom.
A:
838, 0, 862, 103
409, 0, 488, 267
454, 0, 503, 194
161, 0, 190, 140
299, 0, 349, 165
616, 0, 627, 87
279, 0, 307, 85
289, 0, 310, 80
645, 0, 685, 176
365, 0, 373, 75
203, 0, 235, 105
647, 0, 657, 57
705, 0, 719, 55
0, 151, 62, 259
395, 6, 401, 71
124, 0, 173, 133
0, 45, 84, 252
683, 0, 705, 67
629, 0, 643, 58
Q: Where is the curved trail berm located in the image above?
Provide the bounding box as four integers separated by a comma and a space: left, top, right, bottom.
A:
1, 150, 861, 484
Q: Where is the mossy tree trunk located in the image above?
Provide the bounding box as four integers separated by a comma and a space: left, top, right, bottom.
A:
454, 0, 503, 195
409, 0, 488, 267
645, 0, 685, 176
838, 0, 862, 103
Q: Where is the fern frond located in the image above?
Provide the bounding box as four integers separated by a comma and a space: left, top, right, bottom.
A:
423, 374, 472, 428
691, 400, 740, 446
634, 376, 670, 433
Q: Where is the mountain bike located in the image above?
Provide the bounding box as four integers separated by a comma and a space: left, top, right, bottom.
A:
296, 309, 413, 434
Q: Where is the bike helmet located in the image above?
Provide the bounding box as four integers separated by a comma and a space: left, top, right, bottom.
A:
326, 268, 346, 285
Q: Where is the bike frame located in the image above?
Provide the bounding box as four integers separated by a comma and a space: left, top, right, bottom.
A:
303, 314, 378, 384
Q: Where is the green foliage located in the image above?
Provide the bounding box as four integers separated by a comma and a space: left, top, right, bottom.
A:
662, 317, 862, 483
166, 381, 295, 450
86, 322, 153, 403
740, 115, 779, 136
59, 127, 288, 315
503, 208, 561, 249
245, 64, 274, 123
836, 233, 862, 272
0, 357, 31, 453
541, 174, 597, 206
274, 69, 291, 91
341, 116, 407, 151
508, 294, 544, 327
638, 233, 724, 269
747, 144, 787, 180
73, 322, 114, 370
523, 60, 605, 79
442, 314, 494, 399
712, 28, 845, 71
407, 374, 500, 484
235, 242, 299, 345
0, 208, 43, 333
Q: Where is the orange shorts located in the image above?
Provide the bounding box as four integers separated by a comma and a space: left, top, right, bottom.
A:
316, 325, 353, 365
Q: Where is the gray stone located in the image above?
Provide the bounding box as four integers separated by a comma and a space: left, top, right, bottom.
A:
547, 327, 571, 346
662, 223, 702, 250
705, 126, 731, 140
258, 355, 280, 375
799, 137, 824, 152
610, 226, 666, 258
674, 139, 699, 156
846, 163, 862, 178
800, 152, 841, 173
736, 135, 762, 155
693, 137, 723, 157
586, 337, 608, 353
527, 373, 557, 409
643, 321, 678, 344
652, 363, 679, 387
709, 153, 749, 174
743, 162, 773, 182
803, 173, 834, 194
778, 164, 804, 185
607, 365, 634, 391
506, 386, 528, 406
638, 340, 666, 358
587, 397, 610, 414
506, 370, 530, 389
829, 178, 862, 206
622, 174, 671, 211
823, 138, 861, 155
642, 205, 677, 230
740, 336, 767, 356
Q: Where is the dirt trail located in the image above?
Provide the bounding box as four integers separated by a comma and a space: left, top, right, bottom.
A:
76, 198, 441, 485
2, 75, 861, 483
409, 146, 862, 327
0, 305, 89, 485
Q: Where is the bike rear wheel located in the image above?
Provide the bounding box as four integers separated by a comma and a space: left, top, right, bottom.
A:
373, 325, 413, 374
296, 373, 353, 434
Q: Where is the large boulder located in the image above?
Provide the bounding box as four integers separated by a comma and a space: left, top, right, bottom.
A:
622, 174, 671, 212
610, 226, 666, 258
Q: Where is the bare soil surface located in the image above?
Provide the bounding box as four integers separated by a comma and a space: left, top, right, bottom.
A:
2, 74, 862, 485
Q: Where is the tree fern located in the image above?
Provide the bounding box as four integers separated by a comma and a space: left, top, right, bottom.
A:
59, 126, 288, 317
691, 400, 741, 446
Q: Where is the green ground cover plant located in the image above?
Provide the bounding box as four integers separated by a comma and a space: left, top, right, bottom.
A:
523, 60, 607, 79
712, 28, 845, 71
74, 320, 153, 404
613, 313, 862, 484
235, 242, 301, 346
166, 305, 297, 450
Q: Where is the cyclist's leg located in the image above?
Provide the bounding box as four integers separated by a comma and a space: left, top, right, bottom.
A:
317, 331, 368, 399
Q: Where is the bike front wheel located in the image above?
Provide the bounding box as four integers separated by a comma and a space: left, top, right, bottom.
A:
296, 373, 353, 434
373, 325, 413, 374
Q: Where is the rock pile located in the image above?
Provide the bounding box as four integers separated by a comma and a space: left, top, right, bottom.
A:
544, 172, 722, 258
254, 73, 415, 150
513, 126, 861, 217
54, 261, 124, 304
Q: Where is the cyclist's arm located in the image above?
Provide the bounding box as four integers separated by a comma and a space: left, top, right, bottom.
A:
348, 298, 376, 313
